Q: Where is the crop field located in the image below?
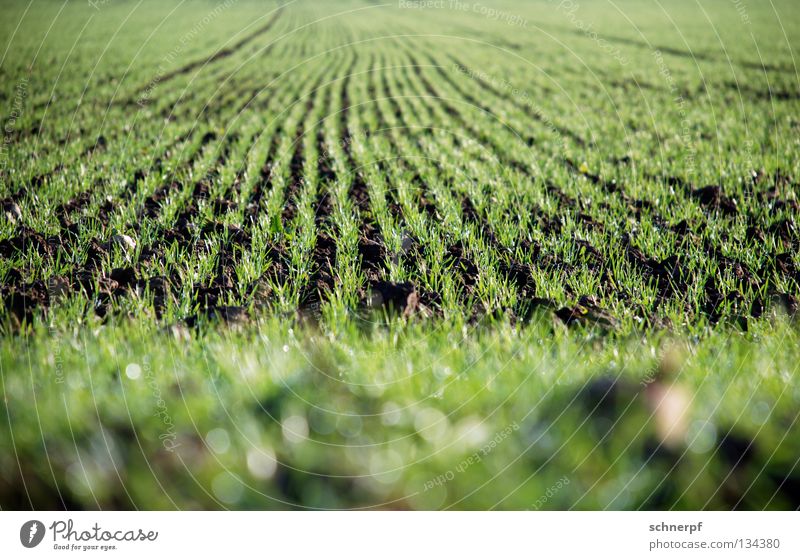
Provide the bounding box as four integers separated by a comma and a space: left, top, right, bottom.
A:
1, 0, 799, 510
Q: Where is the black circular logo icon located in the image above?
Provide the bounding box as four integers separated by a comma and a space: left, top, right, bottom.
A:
20, 520, 45, 548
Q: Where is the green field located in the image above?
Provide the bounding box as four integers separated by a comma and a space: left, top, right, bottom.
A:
1, 0, 799, 510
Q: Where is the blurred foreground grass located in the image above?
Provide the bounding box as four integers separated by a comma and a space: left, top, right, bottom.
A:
2, 314, 799, 510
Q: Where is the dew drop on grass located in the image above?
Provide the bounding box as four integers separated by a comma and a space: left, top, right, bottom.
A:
381, 402, 402, 426
414, 407, 449, 443
205, 428, 231, 454
365, 382, 385, 398
212, 472, 243, 504
370, 449, 404, 485
434, 366, 452, 380
337, 414, 363, 438
65, 462, 96, 497
282, 414, 309, 443
246, 447, 277, 480
309, 407, 336, 435
750, 401, 771, 425
456, 415, 489, 448
686, 420, 717, 454
125, 363, 141, 380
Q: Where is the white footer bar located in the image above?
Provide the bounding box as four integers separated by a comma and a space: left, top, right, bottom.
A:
2, 511, 797, 558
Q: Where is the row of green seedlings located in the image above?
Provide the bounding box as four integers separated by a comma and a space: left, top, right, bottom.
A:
0, 55, 282, 243
377, 48, 522, 317
412, 47, 792, 328
270, 51, 356, 315
181, 34, 364, 322
123, 49, 344, 323
395, 45, 707, 328
12, 24, 318, 241
396, 47, 704, 326
12, 4, 296, 147
15, 50, 320, 325
1, 8, 306, 209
